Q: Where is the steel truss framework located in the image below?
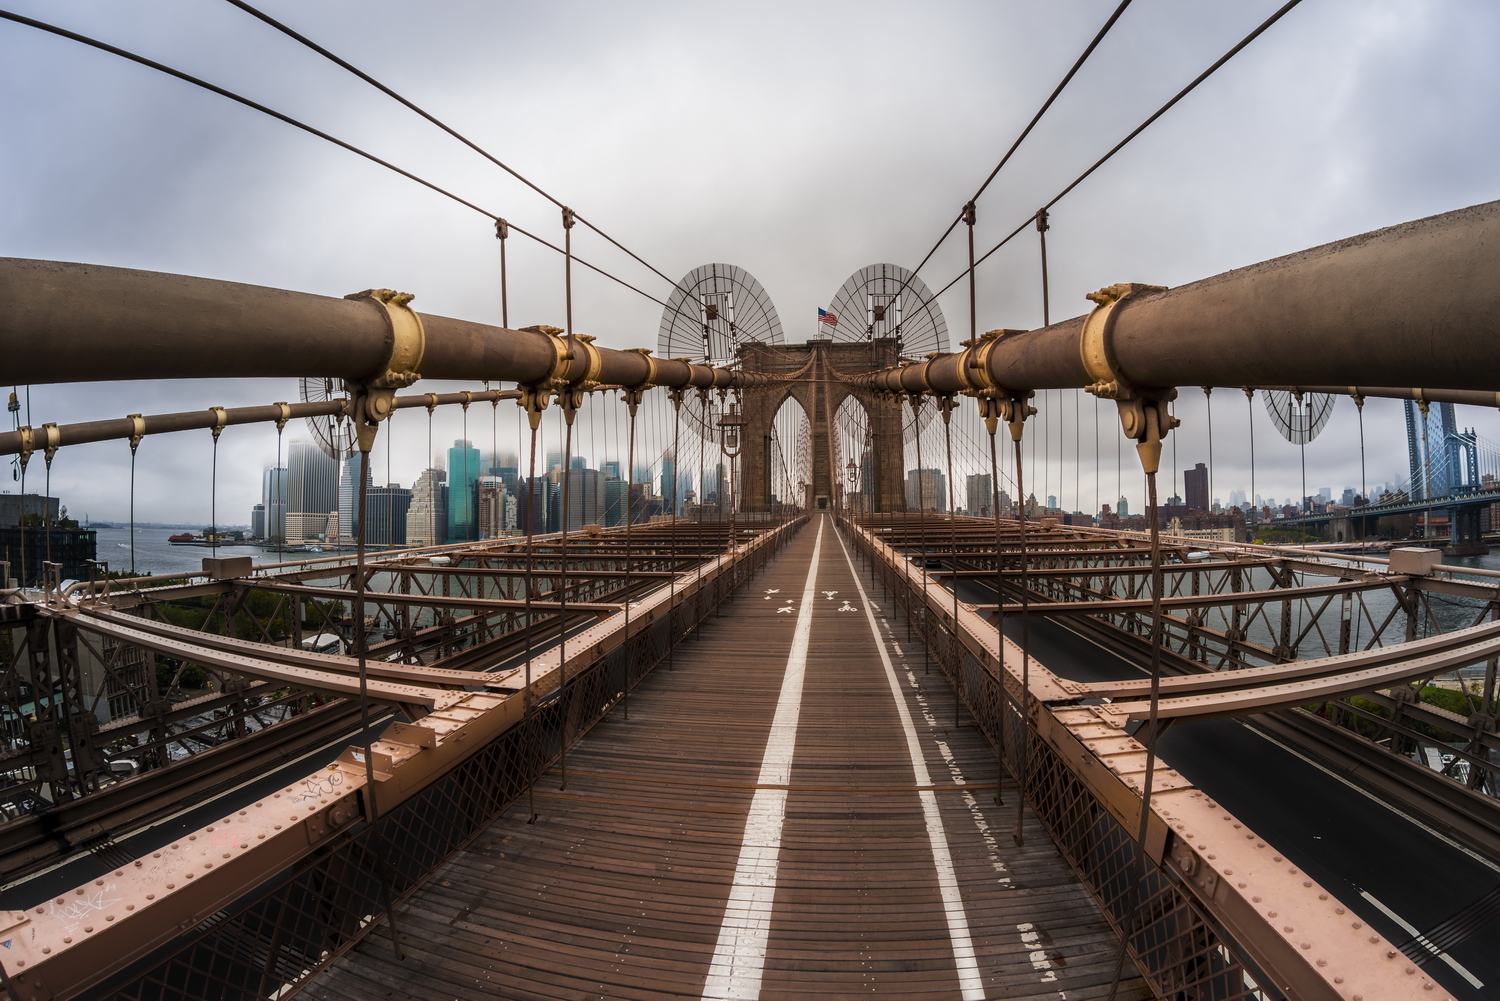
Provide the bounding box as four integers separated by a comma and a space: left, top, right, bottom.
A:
845, 511, 1499, 999
0, 515, 802, 1000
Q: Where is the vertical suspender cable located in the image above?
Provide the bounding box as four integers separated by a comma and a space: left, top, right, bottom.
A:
943, 400, 960, 725
1010, 414, 1032, 848
558, 205, 576, 789
622, 391, 640, 720
669, 390, 684, 668
1355, 393, 1367, 550
42, 449, 52, 571
354, 442, 405, 960
983, 401, 1005, 806
558, 405, 574, 789
521, 402, 542, 824
496, 218, 510, 329
1105, 461, 1168, 1001
1245, 389, 1256, 540
913, 396, 929, 675
1205, 386, 1215, 510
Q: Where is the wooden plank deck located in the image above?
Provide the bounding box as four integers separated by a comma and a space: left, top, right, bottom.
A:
308, 515, 1144, 1000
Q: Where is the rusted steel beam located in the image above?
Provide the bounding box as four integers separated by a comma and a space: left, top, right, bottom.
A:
968, 574, 1400, 616
1084, 620, 1500, 715
236, 579, 621, 615
81, 608, 521, 690
65, 612, 463, 710
0, 698, 379, 884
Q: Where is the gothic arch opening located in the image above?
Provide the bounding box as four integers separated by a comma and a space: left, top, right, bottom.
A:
766, 393, 811, 512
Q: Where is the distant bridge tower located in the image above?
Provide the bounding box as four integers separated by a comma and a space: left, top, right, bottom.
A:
1404, 399, 1461, 499
737, 338, 907, 512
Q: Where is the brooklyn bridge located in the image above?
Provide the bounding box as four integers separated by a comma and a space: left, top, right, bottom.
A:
1, 3, 1499, 1001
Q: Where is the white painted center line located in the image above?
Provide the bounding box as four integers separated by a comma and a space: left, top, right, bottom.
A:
832, 526, 987, 1001
701, 517, 825, 1001
1358, 889, 1483, 989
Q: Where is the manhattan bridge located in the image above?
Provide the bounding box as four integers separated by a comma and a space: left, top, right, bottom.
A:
1, 4, 1499, 1001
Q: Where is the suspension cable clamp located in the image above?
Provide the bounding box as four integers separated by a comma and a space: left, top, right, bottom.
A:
15, 426, 33, 473
1079, 283, 1165, 400
208, 407, 228, 442
273, 402, 292, 433
624, 347, 659, 390
126, 414, 146, 454
1080, 283, 1177, 469
41, 423, 59, 467
345, 288, 426, 390
573, 334, 604, 392
520, 325, 571, 391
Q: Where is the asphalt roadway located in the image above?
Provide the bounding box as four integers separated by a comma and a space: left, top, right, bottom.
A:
945, 574, 1500, 999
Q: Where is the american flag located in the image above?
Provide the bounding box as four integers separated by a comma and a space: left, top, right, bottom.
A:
817, 308, 838, 327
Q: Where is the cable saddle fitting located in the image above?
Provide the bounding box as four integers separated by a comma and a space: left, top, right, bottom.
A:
1079, 282, 1179, 472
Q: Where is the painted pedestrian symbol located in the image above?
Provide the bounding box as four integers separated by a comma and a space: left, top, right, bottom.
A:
764, 588, 780, 600
822, 591, 839, 600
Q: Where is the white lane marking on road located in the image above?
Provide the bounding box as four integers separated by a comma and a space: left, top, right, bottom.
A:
1243, 721, 1500, 876
701, 517, 825, 1001
832, 527, 986, 1000
1358, 889, 1483, 989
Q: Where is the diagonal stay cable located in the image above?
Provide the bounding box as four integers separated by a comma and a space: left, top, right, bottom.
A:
0, 8, 667, 308
223, 0, 679, 291
925, 0, 1304, 303
904, 0, 1134, 283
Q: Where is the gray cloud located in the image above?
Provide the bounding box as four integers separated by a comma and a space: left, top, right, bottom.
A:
2, 0, 1496, 522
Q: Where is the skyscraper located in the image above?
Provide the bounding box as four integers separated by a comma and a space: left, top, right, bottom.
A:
261, 466, 288, 540
286, 441, 337, 516
601, 461, 622, 482
516, 476, 555, 534
366, 484, 412, 546
905, 469, 945, 513
407, 469, 448, 546
965, 473, 992, 517
447, 439, 481, 541
338, 457, 373, 543
1404, 400, 1461, 500
556, 468, 604, 531
604, 479, 629, 526
477, 476, 516, 539
1184, 462, 1209, 512
661, 456, 677, 515
250, 504, 266, 539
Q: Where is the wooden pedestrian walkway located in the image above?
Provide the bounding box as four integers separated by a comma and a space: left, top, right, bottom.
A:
308, 515, 1142, 1000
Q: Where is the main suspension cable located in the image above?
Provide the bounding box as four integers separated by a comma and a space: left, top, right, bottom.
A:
0, 9, 668, 308
927, 0, 1305, 301
904, 0, 1134, 281
223, 0, 679, 290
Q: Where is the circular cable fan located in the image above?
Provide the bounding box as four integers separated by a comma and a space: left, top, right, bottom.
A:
659, 264, 784, 443
826, 263, 948, 360
658, 263, 784, 367
300, 377, 357, 461
1263, 391, 1335, 445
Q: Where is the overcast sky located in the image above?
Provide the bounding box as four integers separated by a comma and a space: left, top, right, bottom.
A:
4, 0, 1498, 524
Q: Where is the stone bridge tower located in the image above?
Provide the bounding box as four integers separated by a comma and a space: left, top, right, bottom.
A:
737, 338, 906, 512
